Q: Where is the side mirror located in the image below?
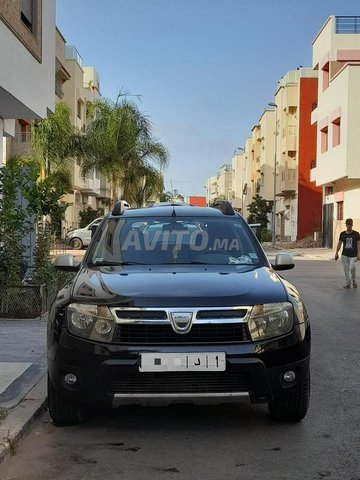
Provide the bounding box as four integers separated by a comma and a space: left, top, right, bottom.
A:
271, 252, 295, 271
54, 254, 79, 271
90, 224, 98, 237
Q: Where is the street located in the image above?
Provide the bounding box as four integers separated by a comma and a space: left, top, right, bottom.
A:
0, 260, 359, 480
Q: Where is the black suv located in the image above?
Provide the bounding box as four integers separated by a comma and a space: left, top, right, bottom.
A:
48, 201, 310, 425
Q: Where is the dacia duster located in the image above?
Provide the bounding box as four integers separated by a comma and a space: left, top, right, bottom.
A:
48, 201, 310, 425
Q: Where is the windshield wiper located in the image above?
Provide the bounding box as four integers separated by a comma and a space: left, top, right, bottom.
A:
91, 261, 148, 266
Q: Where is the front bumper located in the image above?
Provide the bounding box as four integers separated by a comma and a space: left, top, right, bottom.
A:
48, 322, 311, 407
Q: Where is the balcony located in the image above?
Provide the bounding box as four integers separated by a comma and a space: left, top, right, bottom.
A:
11, 132, 31, 156
311, 101, 318, 125
81, 178, 95, 195
310, 160, 317, 182
279, 168, 296, 195
64, 45, 83, 67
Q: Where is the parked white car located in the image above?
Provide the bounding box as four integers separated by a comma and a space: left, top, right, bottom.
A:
65, 217, 104, 250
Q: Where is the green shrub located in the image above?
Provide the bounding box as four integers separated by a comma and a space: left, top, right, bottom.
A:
79, 207, 104, 228
261, 229, 272, 242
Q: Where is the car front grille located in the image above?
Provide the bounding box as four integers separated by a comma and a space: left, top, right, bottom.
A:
108, 372, 254, 394
111, 307, 251, 344
113, 323, 250, 344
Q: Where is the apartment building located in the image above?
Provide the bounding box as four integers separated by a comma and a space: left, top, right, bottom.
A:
205, 164, 232, 205
311, 16, 360, 248
0, 0, 55, 165
208, 68, 321, 240
271, 69, 321, 241
231, 150, 245, 211
60, 44, 112, 232
258, 109, 276, 205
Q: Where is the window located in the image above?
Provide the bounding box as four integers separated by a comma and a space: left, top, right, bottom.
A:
322, 63, 329, 91
337, 201, 344, 221
321, 126, 328, 153
325, 186, 333, 196
20, 123, 27, 142
332, 118, 341, 147
21, 0, 35, 33
77, 100, 82, 120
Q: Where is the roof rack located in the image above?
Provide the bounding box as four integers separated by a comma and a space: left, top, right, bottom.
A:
210, 200, 235, 216
149, 201, 189, 207
112, 200, 130, 216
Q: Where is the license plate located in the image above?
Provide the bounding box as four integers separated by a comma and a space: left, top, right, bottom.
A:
139, 352, 226, 372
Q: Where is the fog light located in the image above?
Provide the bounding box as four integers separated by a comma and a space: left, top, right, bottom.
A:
64, 373, 78, 385
283, 371, 296, 383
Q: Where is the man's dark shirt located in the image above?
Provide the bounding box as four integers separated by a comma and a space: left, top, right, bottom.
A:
339, 230, 360, 257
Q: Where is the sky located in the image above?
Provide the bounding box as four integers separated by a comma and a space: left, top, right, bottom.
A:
56, 0, 360, 197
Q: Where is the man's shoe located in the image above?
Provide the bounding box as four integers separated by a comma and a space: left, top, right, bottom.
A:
353, 281, 358, 288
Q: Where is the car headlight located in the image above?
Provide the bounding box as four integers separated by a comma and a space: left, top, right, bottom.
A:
248, 302, 293, 341
67, 304, 115, 343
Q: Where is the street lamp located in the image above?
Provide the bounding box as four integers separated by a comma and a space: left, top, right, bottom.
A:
268, 102, 278, 245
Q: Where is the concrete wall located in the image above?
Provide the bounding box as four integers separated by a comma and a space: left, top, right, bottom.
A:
0, 0, 55, 119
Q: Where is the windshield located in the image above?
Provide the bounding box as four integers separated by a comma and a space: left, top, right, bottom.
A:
88, 216, 267, 266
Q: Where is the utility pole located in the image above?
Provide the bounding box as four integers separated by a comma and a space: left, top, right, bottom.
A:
268, 103, 278, 245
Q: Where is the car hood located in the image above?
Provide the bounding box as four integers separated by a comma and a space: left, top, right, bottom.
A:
67, 228, 84, 236
71, 265, 289, 307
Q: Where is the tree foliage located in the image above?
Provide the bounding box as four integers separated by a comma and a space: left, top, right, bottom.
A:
78, 93, 169, 205
0, 158, 30, 284
0, 156, 70, 286
31, 102, 77, 175
79, 207, 104, 228
247, 194, 272, 229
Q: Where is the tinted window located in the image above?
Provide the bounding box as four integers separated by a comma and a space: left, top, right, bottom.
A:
89, 216, 266, 266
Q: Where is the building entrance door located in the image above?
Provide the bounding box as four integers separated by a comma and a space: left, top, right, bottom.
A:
323, 203, 333, 248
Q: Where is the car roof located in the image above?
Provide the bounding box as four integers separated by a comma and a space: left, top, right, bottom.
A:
109, 205, 232, 218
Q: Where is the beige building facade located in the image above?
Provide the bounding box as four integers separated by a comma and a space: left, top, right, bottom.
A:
205, 164, 232, 205
59, 43, 114, 233
311, 16, 360, 247
0, 0, 55, 166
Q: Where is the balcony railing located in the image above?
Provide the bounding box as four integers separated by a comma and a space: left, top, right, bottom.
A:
335, 16, 360, 34
64, 45, 83, 67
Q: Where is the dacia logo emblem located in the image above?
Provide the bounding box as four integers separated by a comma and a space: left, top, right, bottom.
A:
169, 311, 193, 334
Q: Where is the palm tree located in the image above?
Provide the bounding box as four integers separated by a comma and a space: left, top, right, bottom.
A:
131, 165, 164, 207
79, 94, 169, 205
31, 102, 75, 179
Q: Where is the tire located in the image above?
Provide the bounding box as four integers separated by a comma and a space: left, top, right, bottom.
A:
70, 237, 83, 250
47, 375, 88, 426
268, 373, 310, 422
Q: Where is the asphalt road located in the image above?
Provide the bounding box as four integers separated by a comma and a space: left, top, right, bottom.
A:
1, 260, 359, 480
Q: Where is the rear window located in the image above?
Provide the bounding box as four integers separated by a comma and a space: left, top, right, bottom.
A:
88, 216, 266, 266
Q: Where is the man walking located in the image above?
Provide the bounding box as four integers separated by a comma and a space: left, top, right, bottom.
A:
334, 218, 360, 288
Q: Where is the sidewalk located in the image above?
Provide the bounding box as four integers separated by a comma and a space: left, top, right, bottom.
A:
263, 244, 334, 261
0, 244, 334, 464
0, 317, 47, 463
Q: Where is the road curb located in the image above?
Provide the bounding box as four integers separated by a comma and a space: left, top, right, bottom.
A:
0, 374, 47, 465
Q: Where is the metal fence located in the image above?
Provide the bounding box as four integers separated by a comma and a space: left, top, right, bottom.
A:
0, 272, 75, 319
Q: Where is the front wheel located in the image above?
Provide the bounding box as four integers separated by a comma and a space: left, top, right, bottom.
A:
47, 375, 88, 426
268, 373, 310, 422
